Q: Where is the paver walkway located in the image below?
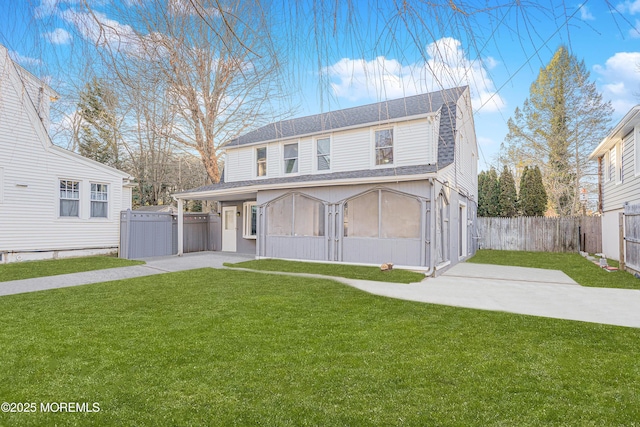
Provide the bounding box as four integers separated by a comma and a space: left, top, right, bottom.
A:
2, 252, 639, 328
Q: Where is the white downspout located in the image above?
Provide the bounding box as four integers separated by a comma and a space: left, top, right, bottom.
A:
423, 178, 436, 277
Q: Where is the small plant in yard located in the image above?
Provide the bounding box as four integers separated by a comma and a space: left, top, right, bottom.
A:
224, 259, 426, 283
469, 250, 640, 290
0, 256, 144, 282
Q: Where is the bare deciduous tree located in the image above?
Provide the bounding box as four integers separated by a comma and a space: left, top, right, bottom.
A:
66, 0, 289, 183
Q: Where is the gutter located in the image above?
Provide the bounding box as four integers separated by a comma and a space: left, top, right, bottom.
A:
588, 105, 640, 160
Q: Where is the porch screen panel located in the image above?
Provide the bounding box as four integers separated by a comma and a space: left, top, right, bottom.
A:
267, 194, 293, 236
293, 194, 325, 237
344, 191, 378, 237
381, 191, 420, 238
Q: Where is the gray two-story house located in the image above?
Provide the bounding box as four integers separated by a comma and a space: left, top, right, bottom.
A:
174, 86, 478, 273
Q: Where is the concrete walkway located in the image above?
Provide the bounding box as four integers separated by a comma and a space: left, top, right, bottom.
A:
0, 252, 253, 297
1, 252, 639, 328
343, 263, 640, 329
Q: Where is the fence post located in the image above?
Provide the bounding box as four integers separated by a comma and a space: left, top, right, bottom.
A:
619, 212, 625, 271
119, 209, 131, 259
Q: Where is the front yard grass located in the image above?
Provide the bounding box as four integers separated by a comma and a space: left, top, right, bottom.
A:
0, 256, 144, 282
0, 268, 639, 426
469, 249, 640, 290
224, 258, 426, 283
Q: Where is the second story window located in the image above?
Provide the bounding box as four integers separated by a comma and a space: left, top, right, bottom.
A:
375, 128, 394, 165
284, 143, 298, 174
316, 137, 330, 171
256, 147, 267, 177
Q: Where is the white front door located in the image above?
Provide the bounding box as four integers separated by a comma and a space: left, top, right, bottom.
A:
222, 206, 237, 252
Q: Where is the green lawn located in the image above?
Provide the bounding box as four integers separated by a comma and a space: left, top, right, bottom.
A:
224, 259, 426, 283
0, 269, 638, 426
0, 256, 144, 282
468, 250, 640, 290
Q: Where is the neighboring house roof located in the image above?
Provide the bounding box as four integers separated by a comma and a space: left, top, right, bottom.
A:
0, 44, 132, 181
589, 105, 640, 160
176, 86, 466, 198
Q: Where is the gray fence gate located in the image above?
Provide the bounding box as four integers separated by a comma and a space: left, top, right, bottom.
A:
624, 204, 640, 274
119, 210, 220, 259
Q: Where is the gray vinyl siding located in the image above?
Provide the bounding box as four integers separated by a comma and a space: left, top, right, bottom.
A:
256, 180, 431, 206
602, 132, 640, 212
265, 236, 326, 261
256, 181, 433, 267
342, 238, 422, 266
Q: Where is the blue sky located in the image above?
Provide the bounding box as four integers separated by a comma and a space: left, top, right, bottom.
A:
1, 0, 640, 171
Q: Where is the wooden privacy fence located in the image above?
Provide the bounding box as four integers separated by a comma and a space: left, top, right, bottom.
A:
119, 210, 220, 259
624, 204, 640, 275
477, 216, 602, 253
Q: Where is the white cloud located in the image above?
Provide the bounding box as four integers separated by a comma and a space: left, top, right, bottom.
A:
59, 9, 141, 53
34, 0, 58, 19
43, 28, 72, 45
578, 4, 595, 20
593, 51, 640, 115
616, 0, 640, 14
326, 37, 505, 113
8, 50, 43, 66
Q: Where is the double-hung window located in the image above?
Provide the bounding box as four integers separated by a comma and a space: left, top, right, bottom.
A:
256, 147, 267, 177
316, 137, 330, 171
243, 202, 257, 239
284, 143, 298, 174
375, 128, 394, 165
91, 183, 108, 218
59, 180, 80, 217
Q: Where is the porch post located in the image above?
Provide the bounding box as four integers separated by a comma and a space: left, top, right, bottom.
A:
177, 198, 184, 256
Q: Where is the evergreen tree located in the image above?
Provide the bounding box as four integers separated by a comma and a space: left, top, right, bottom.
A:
479, 168, 500, 217
519, 165, 548, 216
77, 77, 121, 168
477, 171, 487, 216
518, 166, 530, 215
498, 165, 517, 217
502, 46, 612, 216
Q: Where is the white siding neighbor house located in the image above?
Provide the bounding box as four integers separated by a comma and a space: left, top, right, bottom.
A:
175, 86, 478, 273
589, 105, 640, 261
0, 45, 133, 263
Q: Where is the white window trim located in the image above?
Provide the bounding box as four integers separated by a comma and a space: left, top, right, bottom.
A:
371, 126, 395, 168
615, 142, 622, 185
59, 178, 81, 219
603, 150, 611, 183
635, 126, 640, 177
282, 141, 299, 175
254, 146, 268, 179
313, 135, 332, 173
90, 182, 109, 219
243, 201, 257, 239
